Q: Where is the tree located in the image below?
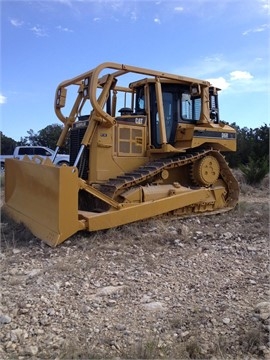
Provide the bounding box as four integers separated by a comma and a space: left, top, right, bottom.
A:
225, 123, 269, 171
0, 132, 17, 154
16, 124, 69, 153
17, 129, 39, 146
252, 124, 269, 162
37, 124, 69, 153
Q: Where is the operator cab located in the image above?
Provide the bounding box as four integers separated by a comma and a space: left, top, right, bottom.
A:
72, 77, 220, 152
129, 79, 220, 149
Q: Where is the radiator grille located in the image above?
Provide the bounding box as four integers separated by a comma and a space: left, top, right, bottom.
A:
70, 125, 89, 180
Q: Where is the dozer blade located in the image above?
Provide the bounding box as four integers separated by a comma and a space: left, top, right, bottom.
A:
3, 158, 85, 247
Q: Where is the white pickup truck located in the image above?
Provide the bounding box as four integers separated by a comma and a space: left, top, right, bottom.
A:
0, 146, 70, 170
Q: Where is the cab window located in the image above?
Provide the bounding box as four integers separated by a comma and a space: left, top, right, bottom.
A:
180, 93, 201, 122
135, 87, 146, 114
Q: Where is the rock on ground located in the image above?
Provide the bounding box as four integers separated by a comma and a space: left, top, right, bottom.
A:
0, 188, 269, 359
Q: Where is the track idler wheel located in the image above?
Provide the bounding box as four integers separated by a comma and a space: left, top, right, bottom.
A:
191, 155, 220, 186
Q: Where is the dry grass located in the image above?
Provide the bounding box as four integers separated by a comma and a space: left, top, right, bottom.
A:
59, 336, 201, 360
240, 326, 267, 353
59, 331, 268, 359
0, 172, 269, 360
59, 343, 105, 359
1, 210, 36, 250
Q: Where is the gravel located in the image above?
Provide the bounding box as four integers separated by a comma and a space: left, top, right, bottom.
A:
0, 185, 269, 359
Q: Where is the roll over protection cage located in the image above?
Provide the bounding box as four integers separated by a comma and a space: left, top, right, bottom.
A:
53, 62, 211, 164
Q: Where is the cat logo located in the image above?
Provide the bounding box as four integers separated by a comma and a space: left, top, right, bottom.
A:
135, 117, 144, 125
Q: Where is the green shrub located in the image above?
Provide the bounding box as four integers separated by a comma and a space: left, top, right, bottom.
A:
240, 156, 269, 185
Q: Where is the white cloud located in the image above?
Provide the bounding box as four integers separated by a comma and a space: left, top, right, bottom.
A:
207, 71, 253, 91
130, 11, 137, 22
56, 25, 73, 32
174, 6, 184, 12
30, 26, 48, 37
54, 0, 73, 6
0, 94, 7, 105
258, 0, 270, 14
204, 55, 223, 63
93, 17, 101, 22
180, 54, 231, 79
230, 71, 253, 81
207, 77, 230, 90
242, 23, 270, 35
154, 17, 161, 24
109, 1, 122, 11
10, 18, 24, 27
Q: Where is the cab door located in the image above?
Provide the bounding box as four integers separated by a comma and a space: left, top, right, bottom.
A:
149, 84, 179, 148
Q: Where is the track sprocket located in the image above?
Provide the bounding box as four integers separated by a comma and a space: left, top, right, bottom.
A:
191, 155, 220, 186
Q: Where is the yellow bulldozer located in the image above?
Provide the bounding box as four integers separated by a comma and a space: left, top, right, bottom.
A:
3, 62, 239, 247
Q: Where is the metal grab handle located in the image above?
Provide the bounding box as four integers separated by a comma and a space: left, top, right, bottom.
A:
74, 145, 85, 168
51, 146, 59, 163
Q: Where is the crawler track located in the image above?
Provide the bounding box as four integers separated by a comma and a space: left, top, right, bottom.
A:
97, 148, 239, 214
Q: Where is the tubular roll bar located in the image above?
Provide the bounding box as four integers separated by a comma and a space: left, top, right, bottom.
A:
55, 62, 210, 127
53, 62, 211, 159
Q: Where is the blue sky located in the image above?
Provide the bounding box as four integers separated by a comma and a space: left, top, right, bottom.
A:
1, 0, 269, 141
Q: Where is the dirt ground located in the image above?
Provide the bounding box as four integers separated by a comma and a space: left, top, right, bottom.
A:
0, 174, 269, 359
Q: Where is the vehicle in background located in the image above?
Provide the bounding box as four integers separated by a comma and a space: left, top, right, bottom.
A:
0, 146, 69, 170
